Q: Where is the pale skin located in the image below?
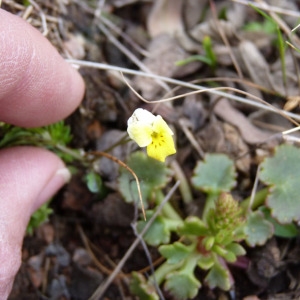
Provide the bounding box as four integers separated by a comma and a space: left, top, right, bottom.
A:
0, 9, 85, 299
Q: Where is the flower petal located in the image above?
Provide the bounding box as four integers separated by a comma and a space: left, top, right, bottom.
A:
152, 115, 174, 136
129, 108, 156, 125
127, 108, 157, 147
128, 122, 153, 147
146, 116, 176, 162
147, 136, 176, 162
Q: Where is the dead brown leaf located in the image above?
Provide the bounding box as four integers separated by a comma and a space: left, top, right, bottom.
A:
284, 95, 300, 111
147, 0, 184, 38
214, 98, 272, 144
239, 40, 276, 91
199, 119, 251, 173
183, 0, 207, 30
222, 122, 251, 173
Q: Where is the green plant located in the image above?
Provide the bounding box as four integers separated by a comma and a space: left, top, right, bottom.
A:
0, 121, 75, 161
243, 18, 277, 34
26, 202, 53, 235
119, 146, 300, 299
176, 36, 217, 68
0, 121, 77, 233
260, 144, 300, 224
118, 152, 182, 246
118, 153, 243, 299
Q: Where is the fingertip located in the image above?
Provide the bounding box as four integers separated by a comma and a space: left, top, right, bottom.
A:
0, 146, 69, 297
33, 165, 71, 213
0, 9, 85, 127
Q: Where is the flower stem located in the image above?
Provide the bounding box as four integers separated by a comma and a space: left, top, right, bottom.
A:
155, 190, 183, 222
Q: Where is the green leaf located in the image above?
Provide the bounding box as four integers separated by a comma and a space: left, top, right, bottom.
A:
118, 152, 171, 207
137, 211, 172, 246
192, 154, 236, 194
165, 271, 201, 300
223, 251, 237, 263
0, 125, 32, 148
203, 36, 217, 68
260, 206, 299, 238
45, 121, 72, 145
273, 221, 299, 238
130, 272, 159, 300
197, 255, 215, 270
243, 19, 277, 34
159, 242, 192, 264
178, 216, 210, 236
27, 202, 53, 235
212, 244, 230, 259
176, 37, 216, 68
0, 122, 74, 162
244, 211, 274, 247
176, 55, 213, 67
260, 144, 300, 223
205, 262, 231, 290
225, 242, 246, 256
85, 171, 103, 193
203, 236, 215, 251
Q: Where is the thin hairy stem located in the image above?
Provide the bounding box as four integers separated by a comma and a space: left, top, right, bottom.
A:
88, 151, 146, 221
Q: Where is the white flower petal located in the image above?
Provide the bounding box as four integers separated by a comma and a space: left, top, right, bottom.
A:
129, 108, 156, 125
127, 108, 156, 147
127, 122, 153, 147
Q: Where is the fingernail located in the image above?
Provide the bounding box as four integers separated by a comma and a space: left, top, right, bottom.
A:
55, 167, 71, 183
33, 167, 71, 212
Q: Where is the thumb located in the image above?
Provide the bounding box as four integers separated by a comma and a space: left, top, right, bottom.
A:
0, 146, 70, 298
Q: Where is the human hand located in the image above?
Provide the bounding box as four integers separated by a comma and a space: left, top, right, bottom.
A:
0, 9, 85, 298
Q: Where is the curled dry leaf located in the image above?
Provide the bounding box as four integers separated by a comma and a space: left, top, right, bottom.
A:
214, 99, 272, 145
226, 2, 247, 28
284, 96, 300, 111
199, 120, 251, 173
239, 41, 276, 92
190, 19, 239, 44
189, 1, 246, 42
147, 0, 184, 38
222, 123, 251, 173
183, 0, 207, 30
186, 2, 248, 69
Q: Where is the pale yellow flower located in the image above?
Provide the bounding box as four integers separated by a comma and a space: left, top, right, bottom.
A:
127, 108, 176, 162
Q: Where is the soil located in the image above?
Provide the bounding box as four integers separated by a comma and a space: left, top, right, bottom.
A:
3, 0, 300, 299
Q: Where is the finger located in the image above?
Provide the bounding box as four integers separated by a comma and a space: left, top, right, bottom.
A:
0, 146, 70, 298
0, 9, 85, 127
